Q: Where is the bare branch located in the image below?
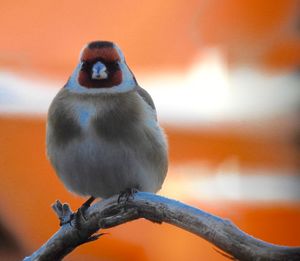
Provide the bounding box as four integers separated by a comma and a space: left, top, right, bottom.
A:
24, 192, 300, 261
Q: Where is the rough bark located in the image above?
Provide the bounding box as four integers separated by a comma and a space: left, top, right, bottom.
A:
24, 192, 300, 261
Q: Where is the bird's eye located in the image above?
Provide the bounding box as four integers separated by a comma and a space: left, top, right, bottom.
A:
111, 61, 119, 70
80, 61, 89, 71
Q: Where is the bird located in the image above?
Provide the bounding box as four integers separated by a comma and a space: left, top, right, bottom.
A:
46, 41, 168, 209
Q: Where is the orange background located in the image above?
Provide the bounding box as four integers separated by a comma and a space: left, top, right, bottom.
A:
1, 0, 299, 76
0, 1, 300, 260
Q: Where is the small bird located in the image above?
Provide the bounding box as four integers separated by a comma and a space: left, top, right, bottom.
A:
46, 41, 168, 205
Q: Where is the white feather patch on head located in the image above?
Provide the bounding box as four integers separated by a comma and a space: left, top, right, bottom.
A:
113, 43, 125, 62
66, 63, 137, 94
66, 42, 137, 94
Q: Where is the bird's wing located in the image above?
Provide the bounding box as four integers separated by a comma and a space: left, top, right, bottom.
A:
136, 86, 157, 120
136, 86, 156, 110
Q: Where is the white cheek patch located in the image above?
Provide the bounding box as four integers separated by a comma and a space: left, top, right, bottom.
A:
66, 43, 137, 95
66, 63, 137, 94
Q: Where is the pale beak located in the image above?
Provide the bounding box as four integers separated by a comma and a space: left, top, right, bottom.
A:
91, 61, 108, 80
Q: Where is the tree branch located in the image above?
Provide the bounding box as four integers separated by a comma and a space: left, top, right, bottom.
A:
24, 192, 300, 261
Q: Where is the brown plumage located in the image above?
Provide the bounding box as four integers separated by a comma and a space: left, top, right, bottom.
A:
46, 41, 168, 198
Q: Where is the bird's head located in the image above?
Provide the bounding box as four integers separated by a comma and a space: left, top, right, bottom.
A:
66, 41, 137, 94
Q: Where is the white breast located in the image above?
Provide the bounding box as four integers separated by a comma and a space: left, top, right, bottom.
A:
49, 96, 167, 198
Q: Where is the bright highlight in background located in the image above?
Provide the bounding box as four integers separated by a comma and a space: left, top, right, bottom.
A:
143, 49, 231, 123
0, 49, 299, 126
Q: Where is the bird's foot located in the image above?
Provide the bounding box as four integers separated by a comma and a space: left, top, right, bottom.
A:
118, 188, 138, 204
72, 196, 95, 229
52, 198, 104, 244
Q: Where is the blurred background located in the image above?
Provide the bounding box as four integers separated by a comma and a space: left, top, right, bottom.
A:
0, 0, 300, 260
